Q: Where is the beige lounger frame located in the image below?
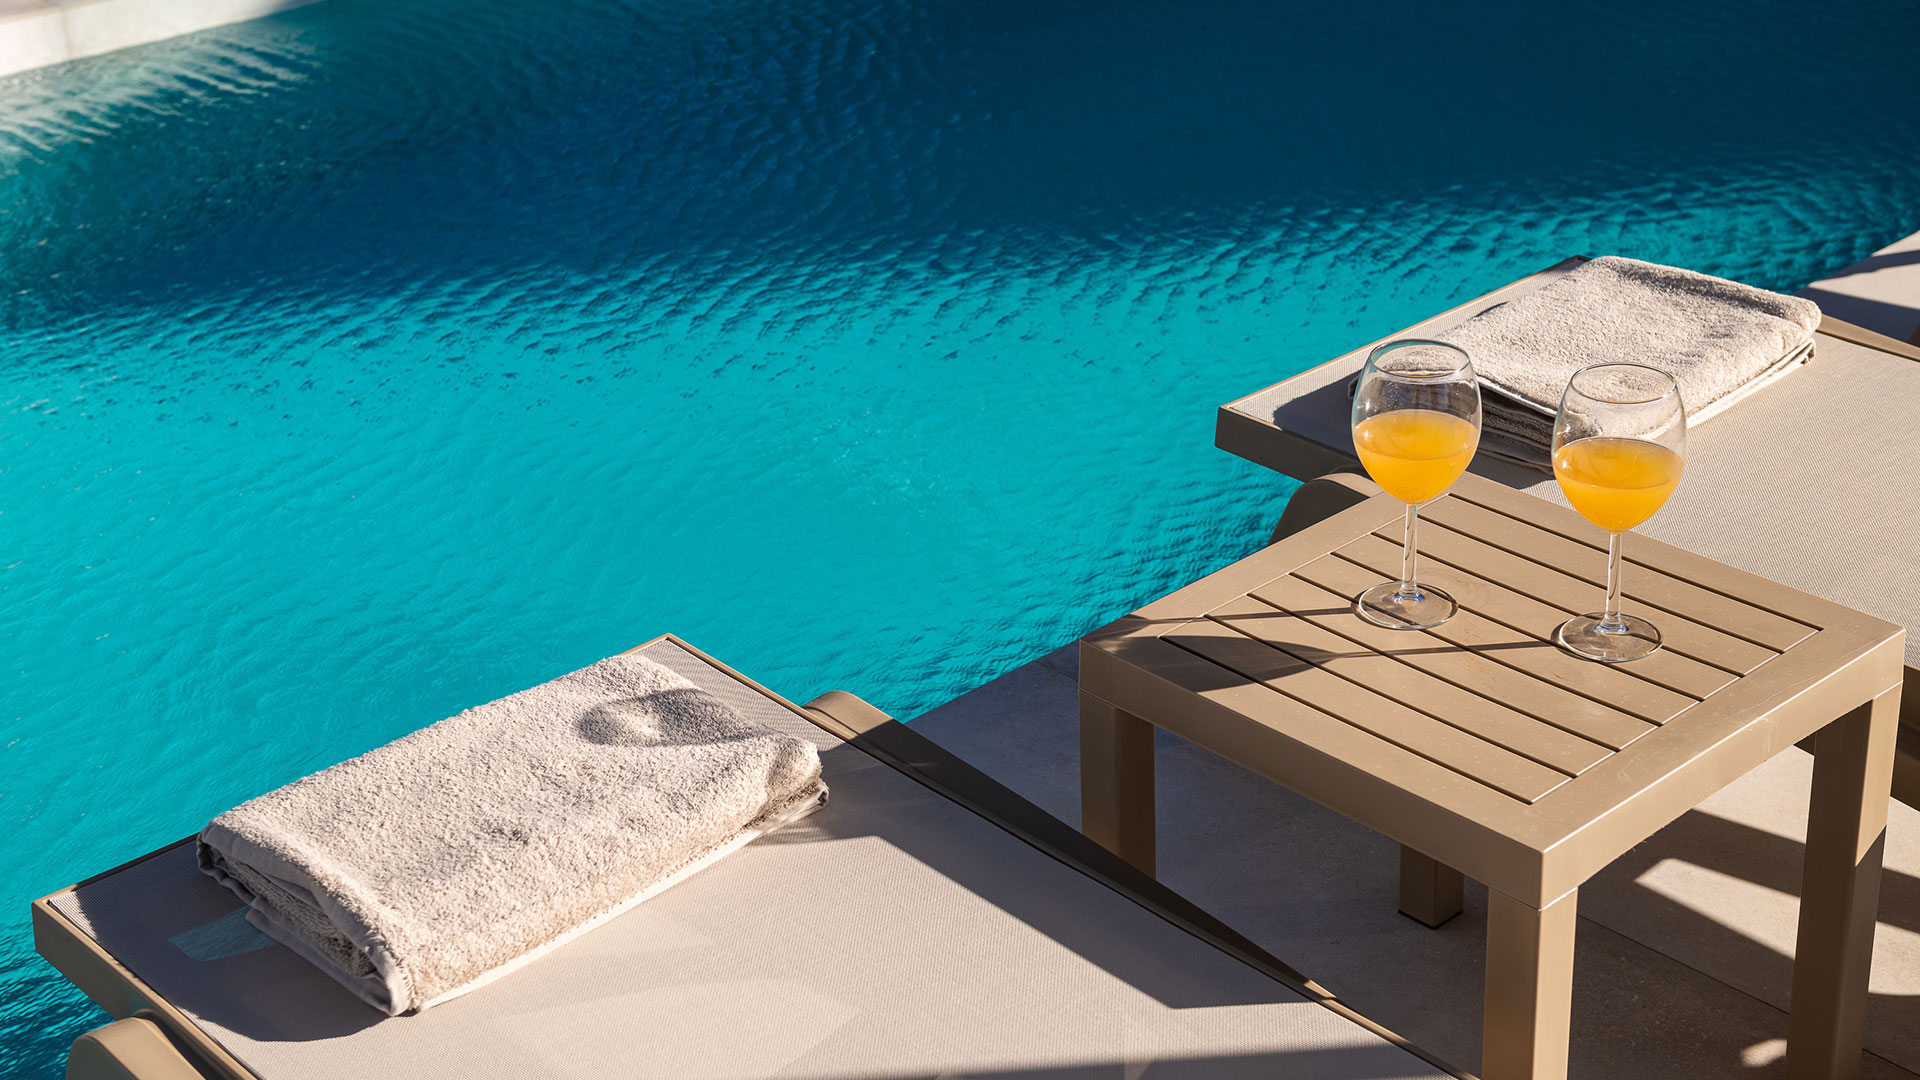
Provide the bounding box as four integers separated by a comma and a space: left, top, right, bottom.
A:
1216, 256, 1920, 810
35, 634, 1468, 1080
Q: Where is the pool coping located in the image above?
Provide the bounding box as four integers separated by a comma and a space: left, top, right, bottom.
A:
0, 0, 320, 79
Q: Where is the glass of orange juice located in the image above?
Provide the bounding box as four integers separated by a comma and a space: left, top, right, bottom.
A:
1551, 363, 1688, 662
1349, 340, 1482, 629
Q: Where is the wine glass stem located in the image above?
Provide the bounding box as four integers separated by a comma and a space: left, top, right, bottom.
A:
1600, 531, 1626, 631
1398, 502, 1421, 601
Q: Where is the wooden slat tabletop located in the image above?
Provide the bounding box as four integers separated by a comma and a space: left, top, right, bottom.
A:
1081, 472, 1904, 902
1420, 495, 1817, 654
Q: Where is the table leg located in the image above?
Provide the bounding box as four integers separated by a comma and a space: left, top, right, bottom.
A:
1786, 688, 1899, 1080
1399, 845, 1465, 927
1079, 691, 1156, 876
1483, 886, 1577, 1080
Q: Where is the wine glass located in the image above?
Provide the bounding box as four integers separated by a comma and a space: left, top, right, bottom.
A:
1551, 363, 1688, 662
1349, 340, 1482, 629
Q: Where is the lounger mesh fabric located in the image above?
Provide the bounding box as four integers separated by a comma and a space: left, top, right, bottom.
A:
51, 641, 1452, 1080
1511, 332, 1920, 667
1229, 271, 1920, 670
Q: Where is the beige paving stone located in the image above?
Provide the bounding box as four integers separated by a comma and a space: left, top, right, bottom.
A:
911, 649, 1920, 1079
1580, 749, 1920, 1074
1800, 228, 1920, 344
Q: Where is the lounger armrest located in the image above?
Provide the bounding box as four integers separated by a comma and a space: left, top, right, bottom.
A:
1815, 313, 1920, 362
802, 690, 894, 736
1269, 469, 1383, 545
66, 1017, 208, 1080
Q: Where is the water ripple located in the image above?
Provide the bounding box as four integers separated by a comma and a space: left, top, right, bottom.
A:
3, 0, 1920, 1074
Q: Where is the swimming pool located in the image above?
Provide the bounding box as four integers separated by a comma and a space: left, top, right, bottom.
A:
4, 0, 1919, 1070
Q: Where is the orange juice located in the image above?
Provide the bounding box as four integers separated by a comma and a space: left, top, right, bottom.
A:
1352, 409, 1478, 504
1553, 437, 1684, 532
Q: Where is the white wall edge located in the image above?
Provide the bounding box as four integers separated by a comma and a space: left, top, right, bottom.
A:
0, 0, 323, 79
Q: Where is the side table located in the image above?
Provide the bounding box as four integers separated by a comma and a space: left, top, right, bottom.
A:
1079, 473, 1904, 1080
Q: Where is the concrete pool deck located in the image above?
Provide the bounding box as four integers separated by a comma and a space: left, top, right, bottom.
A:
912, 641, 1920, 1080
0, 0, 316, 78
1801, 228, 1920, 346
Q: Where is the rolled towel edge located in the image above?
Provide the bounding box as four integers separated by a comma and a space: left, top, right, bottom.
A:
197, 776, 828, 1016
193, 652, 830, 1016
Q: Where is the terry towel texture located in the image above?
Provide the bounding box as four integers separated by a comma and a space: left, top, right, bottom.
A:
197, 652, 827, 1016
1436, 255, 1821, 467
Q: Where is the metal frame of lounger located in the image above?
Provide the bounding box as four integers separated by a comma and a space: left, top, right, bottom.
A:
34, 633, 1468, 1080
1216, 256, 1920, 810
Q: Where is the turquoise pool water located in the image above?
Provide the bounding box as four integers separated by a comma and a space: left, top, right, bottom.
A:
4, 0, 1919, 1070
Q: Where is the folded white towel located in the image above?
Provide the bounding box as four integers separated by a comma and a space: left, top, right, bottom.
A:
1436, 256, 1821, 468
197, 652, 827, 1016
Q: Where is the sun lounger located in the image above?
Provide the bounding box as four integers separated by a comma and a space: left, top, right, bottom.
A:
1218, 255, 1920, 806
34, 635, 1461, 1080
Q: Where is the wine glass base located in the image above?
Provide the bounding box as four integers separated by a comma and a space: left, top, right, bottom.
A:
1556, 613, 1662, 663
1353, 582, 1458, 630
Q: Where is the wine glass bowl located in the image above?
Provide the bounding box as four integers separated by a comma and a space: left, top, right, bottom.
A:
1551, 363, 1688, 662
1349, 340, 1482, 629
